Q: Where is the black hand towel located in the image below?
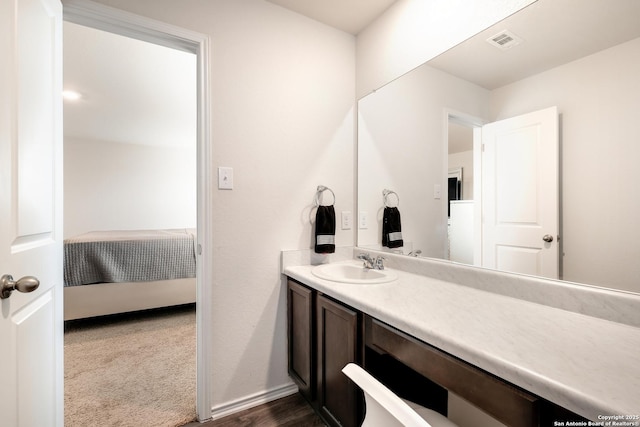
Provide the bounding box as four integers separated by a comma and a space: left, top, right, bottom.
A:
315, 205, 336, 254
382, 206, 403, 248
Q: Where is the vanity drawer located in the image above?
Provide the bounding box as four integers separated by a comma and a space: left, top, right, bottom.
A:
365, 316, 540, 427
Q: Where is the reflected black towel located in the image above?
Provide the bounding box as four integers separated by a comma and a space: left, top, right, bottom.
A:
382, 206, 403, 248
315, 205, 336, 254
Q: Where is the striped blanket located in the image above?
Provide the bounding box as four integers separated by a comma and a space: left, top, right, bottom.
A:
64, 229, 196, 286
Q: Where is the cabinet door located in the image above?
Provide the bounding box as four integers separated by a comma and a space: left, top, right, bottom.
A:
317, 294, 360, 427
287, 280, 315, 401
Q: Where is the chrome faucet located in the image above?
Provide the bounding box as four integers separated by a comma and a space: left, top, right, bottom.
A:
357, 253, 375, 269
358, 253, 385, 270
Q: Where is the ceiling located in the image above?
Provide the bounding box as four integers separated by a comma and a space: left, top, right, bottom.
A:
265, 0, 398, 35
63, 21, 197, 148
428, 0, 640, 90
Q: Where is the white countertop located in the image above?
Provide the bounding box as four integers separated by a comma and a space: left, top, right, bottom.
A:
284, 259, 640, 422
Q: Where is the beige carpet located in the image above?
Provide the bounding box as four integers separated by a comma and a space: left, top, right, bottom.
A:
64, 305, 197, 427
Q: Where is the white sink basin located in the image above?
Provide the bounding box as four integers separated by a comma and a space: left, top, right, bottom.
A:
311, 261, 397, 284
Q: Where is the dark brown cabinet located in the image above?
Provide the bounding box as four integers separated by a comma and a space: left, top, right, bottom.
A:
287, 278, 362, 427
316, 294, 361, 427
287, 277, 589, 427
287, 279, 315, 401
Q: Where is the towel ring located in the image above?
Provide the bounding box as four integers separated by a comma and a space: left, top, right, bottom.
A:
383, 189, 399, 207
315, 185, 336, 206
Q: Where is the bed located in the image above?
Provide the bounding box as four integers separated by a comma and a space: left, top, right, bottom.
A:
63, 228, 197, 320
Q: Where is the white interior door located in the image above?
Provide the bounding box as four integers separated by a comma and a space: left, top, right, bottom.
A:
481, 106, 559, 279
0, 0, 64, 425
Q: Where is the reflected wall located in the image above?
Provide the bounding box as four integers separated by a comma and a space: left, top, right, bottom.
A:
358, 64, 488, 258
357, 36, 640, 294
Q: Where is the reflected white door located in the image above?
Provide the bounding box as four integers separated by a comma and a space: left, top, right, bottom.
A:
0, 0, 64, 425
481, 106, 559, 279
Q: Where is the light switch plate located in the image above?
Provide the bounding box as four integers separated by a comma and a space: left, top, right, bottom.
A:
218, 167, 233, 190
341, 211, 352, 230
359, 211, 368, 229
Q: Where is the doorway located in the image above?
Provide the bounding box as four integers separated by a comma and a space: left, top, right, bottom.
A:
63, 20, 197, 424
445, 112, 482, 265
445, 107, 560, 279
63, 0, 213, 421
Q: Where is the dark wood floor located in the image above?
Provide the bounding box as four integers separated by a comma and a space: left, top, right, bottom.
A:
182, 393, 326, 427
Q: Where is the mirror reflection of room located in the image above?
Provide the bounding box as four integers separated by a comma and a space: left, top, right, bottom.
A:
357, 0, 640, 294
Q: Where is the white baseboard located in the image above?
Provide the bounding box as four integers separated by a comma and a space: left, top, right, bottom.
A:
208, 382, 299, 421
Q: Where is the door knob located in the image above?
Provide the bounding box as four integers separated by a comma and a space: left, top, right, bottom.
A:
542, 234, 554, 243
1, 274, 40, 299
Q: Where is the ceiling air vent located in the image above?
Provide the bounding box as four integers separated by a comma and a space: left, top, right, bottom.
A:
486, 29, 523, 50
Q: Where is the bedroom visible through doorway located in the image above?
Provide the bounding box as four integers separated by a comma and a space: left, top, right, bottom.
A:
62, 20, 198, 425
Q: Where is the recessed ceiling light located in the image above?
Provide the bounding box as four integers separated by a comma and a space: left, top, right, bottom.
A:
62, 90, 82, 101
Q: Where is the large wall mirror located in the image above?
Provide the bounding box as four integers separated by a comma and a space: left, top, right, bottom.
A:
357, 0, 640, 295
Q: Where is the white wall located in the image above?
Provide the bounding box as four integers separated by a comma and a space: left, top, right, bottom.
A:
358, 63, 488, 258
489, 37, 640, 293
64, 137, 196, 237
355, 0, 536, 98
90, 0, 356, 413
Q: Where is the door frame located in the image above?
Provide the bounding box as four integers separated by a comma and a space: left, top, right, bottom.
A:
62, 0, 213, 420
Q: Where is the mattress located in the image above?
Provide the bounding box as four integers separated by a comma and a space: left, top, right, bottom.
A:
64, 228, 196, 287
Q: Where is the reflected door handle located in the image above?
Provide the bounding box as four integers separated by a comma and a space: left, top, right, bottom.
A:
542, 234, 554, 243
1, 274, 40, 299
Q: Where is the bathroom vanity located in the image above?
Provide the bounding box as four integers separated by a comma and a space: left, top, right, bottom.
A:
283, 249, 640, 427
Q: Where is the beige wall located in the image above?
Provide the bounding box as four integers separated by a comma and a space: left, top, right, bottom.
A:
64, 137, 197, 237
